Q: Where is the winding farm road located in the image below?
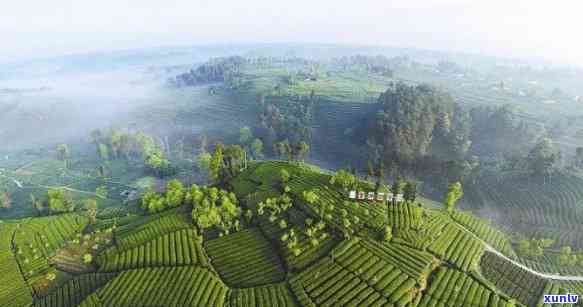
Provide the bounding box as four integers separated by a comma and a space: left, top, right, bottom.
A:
455, 221, 583, 282
0, 171, 106, 199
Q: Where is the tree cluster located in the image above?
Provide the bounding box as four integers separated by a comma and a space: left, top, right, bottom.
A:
257, 94, 315, 150
329, 170, 357, 191
0, 191, 12, 209
364, 83, 471, 167
90, 129, 175, 177
140, 179, 186, 213
273, 140, 310, 161
556, 246, 583, 266
47, 188, 76, 214
517, 238, 554, 258
469, 105, 543, 158
333, 55, 396, 77
168, 56, 246, 87
203, 143, 248, 184
444, 182, 463, 213
239, 127, 264, 160
187, 185, 241, 236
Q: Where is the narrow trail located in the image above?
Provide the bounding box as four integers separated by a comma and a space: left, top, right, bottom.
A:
0, 170, 127, 199
454, 221, 583, 282
32, 184, 107, 199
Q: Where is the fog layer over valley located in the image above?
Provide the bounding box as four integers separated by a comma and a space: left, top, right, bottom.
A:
1, 71, 159, 150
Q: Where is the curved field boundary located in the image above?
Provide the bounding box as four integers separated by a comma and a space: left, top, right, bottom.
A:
455, 220, 583, 281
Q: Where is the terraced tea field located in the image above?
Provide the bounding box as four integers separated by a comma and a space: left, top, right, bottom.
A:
481, 251, 549, 306
206, 228, 286, 288
33, 273, 117, 307
2, 160, 583, 306
81, 267, 228, 307
0, 222, 33, 307
464, 172, 583, 249
228, 283, 299, 307
97, 229, 208, 272
418, 266, 516, 307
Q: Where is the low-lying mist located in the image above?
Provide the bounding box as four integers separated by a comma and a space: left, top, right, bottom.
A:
0, 66, 182, 152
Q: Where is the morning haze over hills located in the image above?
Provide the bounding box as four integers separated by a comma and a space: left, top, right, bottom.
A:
1, 1, 583, 306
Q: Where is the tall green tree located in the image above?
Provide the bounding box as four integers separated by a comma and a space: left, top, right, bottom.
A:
280, 169, 291, 185
98, 143, 109, 161
297, 141, 310, 161
222, 145, 246, 177
329, 170, 356, 191
145, 152, 172, 177
527, 138, 559, 181
57, 144, 71, 168
302, 190, 319, 206
197, 152, 212, 181
0, 192, 11, 209
84, 199, 99, 224
250, 139, 264, 159
444, 182, 463, 213
403, 181, 417, 202
239, 126, 253, 145
165, 180, 185, 208
30, 194, 44, 216
47, 188, 74, 213
210, 144, 224, 182
391, 177, 403, 195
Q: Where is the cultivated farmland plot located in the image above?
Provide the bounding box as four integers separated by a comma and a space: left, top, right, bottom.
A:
481, 251, 548, 307
418, 266, 519, 307
81, 267, 228, 307
0, 222, 33, 307
97, 229, 208, 272
464, 173, 583, 250
206, 228, 286, 288
290, 238, 422, 307
228, 282, 299, 307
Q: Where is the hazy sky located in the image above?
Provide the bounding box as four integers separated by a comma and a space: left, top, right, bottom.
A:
2, 0, 582, 66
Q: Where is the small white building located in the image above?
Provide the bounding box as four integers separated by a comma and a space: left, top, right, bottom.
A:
376, 193, 385, 201
394, 194, 404, 203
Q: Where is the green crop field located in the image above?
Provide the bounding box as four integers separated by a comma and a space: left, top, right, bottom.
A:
228, 283, 299, 307
480, 251, 548, 306
206, 228, 286, 288
464, 173, 583, 250
2, 160, 583, 306
13, 214, 89, 294
290, 239, 422, 306
97, 229, 208, 272
418, 266, 518, 307
0, 222, 33, 307
113, 210, 192, 250
80, 267, 228, 307
33, 273, 117, 307
428, 223, 485, 271
451, 211, 517, 258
